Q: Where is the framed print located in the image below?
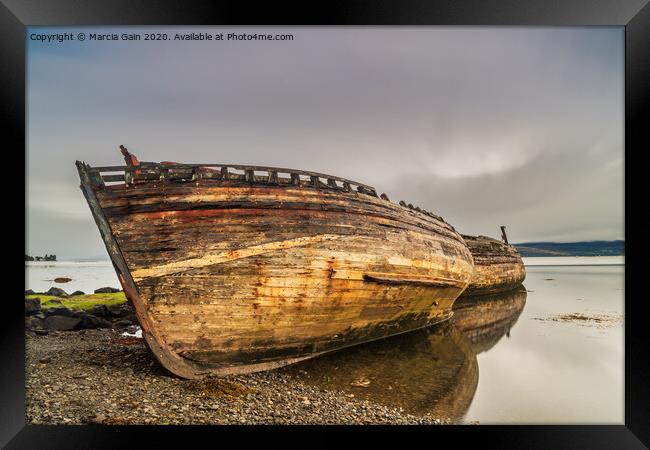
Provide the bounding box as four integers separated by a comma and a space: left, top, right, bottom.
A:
3, 0, 648, 447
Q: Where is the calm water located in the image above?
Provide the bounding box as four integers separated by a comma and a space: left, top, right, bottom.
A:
25, 258, 624, 424
25, 261, 120, 293
283, 261, 624, 424
463, 264, 623, 424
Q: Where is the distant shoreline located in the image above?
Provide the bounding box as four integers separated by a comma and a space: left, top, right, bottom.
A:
513, 240, 623, 257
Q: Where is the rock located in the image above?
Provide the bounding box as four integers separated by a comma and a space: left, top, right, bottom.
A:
48, 299, 63, 305
106, 304, 124, 317
70, 290, 85, 296
25, 297, 41, 315
122, 313, 137, 323
79, 314, 112, 329
25, 316, 45, 330
25, 289, 35, 295
54, 277, 72, 283
89, 305, 110, 317
43, 307, 74, 318
107, 304, 132, 318
46, 287, 69, 298
112, 319, 135, 328
350, 378, 371, 387
94, 287, 121, 294
43, 315, 81, 331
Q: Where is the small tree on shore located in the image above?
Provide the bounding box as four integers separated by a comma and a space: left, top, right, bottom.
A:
25, 254, 57, 261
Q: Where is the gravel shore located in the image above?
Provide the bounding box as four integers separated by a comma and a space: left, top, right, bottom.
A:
26, 329, 449, 425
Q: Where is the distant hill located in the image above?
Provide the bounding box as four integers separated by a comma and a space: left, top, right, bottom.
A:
513, 240, 624, 257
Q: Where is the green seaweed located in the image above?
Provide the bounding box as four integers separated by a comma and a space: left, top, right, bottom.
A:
191, 378, 256, 402
25, 292, 127, 311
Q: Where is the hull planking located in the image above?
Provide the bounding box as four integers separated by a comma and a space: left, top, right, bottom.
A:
77, 160, 475, 378
460, 234, 526, 297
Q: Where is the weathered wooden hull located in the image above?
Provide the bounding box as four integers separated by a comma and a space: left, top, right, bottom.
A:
77, 161, 475, 378
460, 234, 526, 297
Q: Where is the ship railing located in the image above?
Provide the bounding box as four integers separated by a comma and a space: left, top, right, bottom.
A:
87, 162, 380, 197
82, 162, 450, 225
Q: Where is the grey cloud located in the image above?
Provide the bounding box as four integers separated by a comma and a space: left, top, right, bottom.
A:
27, 27, 623, 258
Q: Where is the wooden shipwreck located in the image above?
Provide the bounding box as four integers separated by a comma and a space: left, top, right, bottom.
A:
76, 147, 475, 378
460, 230, 526, 297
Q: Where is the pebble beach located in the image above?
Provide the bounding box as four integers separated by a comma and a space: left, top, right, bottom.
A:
25, 329, 449, 425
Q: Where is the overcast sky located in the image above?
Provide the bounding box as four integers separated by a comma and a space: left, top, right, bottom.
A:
27, 27, 623, 260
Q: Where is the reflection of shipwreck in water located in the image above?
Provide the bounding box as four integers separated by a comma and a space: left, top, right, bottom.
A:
452, 287, 527, 353
283, 322, 478, 421
281, 288, 527, 421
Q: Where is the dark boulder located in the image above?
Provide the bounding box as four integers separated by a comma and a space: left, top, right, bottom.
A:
25, 316, 45, 330
89, 304, 110, 317
48, 299, 63, 305
43, 307, 74, 318
122, 313, 138, 324
25, 289, 36, 295
94, 287, 121, 294
70, 290, 85, 296
25, 297, 41, 315
107, 303, 132, 318
46, 287, 69, 298
79, 313, 112, 329
43, 315, 81, 331
112, 319, 135, 328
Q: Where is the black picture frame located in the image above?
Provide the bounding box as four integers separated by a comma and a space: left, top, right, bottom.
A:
4, 0, 648, 448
